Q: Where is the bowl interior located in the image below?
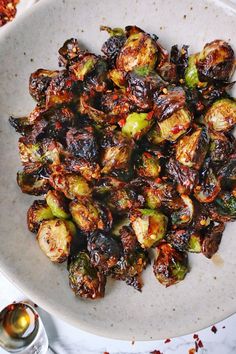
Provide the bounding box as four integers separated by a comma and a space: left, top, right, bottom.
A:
0, 0, 236, 340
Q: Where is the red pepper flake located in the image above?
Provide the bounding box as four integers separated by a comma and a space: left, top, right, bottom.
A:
104, 352, 109, 354
211, 325, 217, 333
144, 152, 152, 159
155, 177, 162, 184
150, 351, 163, 354
146, 111, 154, 121
55, 121, 62, 129
193, 334, 199, 339
198, 340, 203, 348
171, 124, 183, 134
112, 94, 118, 100
118, 118, 126, 127
164, 338, 171, 343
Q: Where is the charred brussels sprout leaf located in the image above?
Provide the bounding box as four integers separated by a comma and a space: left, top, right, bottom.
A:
188, 233, 202, 253
116, 32, 158, 72
122, 112, 153, 139
100, 131, 134, 174
153, 242, 188, 287
101, 26, 126, 63
70, 55, 97, 81
204, 99, 236, 132
166, 158, 199, 195
119, 225, 138, 254
218, 159, 236, 189
214, 192, 236, 219
209, 131, 234, 162
17, 165, 50, 196
29, 69, 59, 102
58, 38, 81, 67
146, 125, 166, 145
66, 127, 98, 162
157, 108, 192, 142
194, 166, 221, 203
70, 198, 112, 232
130, 209, 168, 248
50, 172, 91, 199
176, 127, 209, 170
37, 219, 72, 262
18, 137, 42, 164
46, 190, 70, 219
27, 200, 54, 233
87, 232, 122, 274
9, 116, 32, 136
153, 86, 186, 122
101, 91, 132, 116
201, 222, 225, 258
68, 252, 106, 299
196, 40, 235, 81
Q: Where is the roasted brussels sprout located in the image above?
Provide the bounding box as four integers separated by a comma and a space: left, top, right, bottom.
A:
70, 54, 97, 81
101, 90, 133, 116
116, 31, 158, 72
201, 222, 225, 258
68, 252, 106, 299
17, 165, 51, 196
50, 172, 91, 199
107, 187, 144, 214
27, 200, 54, 233
69, 198, 112, 232
18, 137, 42, 164
209, 131, 235, 162
185, 55, 206, 89
29, 69, 59, 102
45, 190, 70, 219
87, 231, 122, 274
170, 44, 189, 79
130, 209, 168, 248
112, 248, 149, 291
58, 38, 81, 67
100, 131, 134, 174
127, 67, 167, 110
144, 181, 179, 210
196, 40, 235, 81
176, 127, 209, 170
157, 108, 192, 142
37, 219, 72, 262
101, 26, 126, 63
153, 242, 188, 287
119, 225, 138, 254
66, 127, 98, 162
204, 98, 236, 132
136, 152, 161, 178
218, 159, 236, 189
166, 158, 199, 195
214, 191, 236, 220
171, 195, 194, 227
166, 229, 202, 253
45, 70, 79, 108
194, 164, 221, 203
153, 86, 186, 121
122, 112, 153, 139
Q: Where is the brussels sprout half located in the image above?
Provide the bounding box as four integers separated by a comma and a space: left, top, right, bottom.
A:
116, 32, 158, 72
185, 55, 206, 89
197, 40, 235, 81
70, 198, 113, 233
87, 231, 122, 274
194, 167, 221, 203
171, 195, 194, 227
37, 219, 73, 262
176, 127, 209, 170
209, 131, 235, 162
68, 252, 106, 299
153, 242, 188, 287
27, 200, 54, 233
50, 172, 91, 199
214, 191, 236, 219
204, 98, 236, 132
201, 222, 225, 258
46, 190, 70, 219
130, 209, 168, 249
17, 165, 50, 196
157, 108, 192, 142
122, 112, 153, 140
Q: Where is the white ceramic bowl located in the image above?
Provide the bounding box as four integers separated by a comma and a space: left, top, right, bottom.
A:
0, 0, 236, 341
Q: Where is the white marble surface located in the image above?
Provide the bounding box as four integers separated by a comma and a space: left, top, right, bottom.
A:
1, 272, 236, 354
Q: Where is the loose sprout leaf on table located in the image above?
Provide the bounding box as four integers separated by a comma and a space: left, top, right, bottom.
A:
9, 25, 236, 299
